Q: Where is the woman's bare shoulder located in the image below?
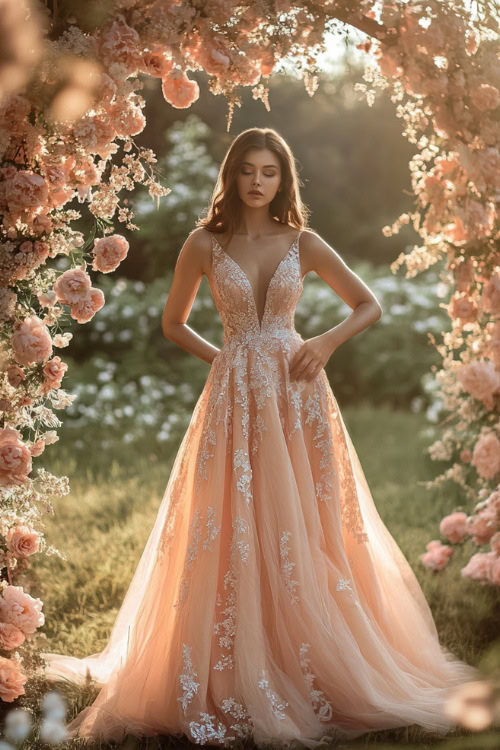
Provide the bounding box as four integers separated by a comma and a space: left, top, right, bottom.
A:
298, 228, 324, 275
179, 227, 214, 276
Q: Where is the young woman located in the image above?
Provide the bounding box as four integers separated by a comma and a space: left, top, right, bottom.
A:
40, 127, 480, 747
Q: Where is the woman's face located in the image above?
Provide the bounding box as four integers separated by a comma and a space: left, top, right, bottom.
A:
236, 147, 282, 209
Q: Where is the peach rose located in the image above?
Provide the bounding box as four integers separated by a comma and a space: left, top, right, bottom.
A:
6, 365, 25, 388
70, 287, 105, 323
6, 525, 40, 558
11, 315, 52, 366
0, 95, 31, 134
29, 438, 45, 457
141, 50, 173, 78
0, 427, 32, 486
108, 100, 146, 138
53, 267, 91, 305
97, 16, 142, 71
0, 656, 27, 702
420, 540, 454, 571
32, 211, 53, 235
92, 234, 129, 273
4, 171, 49, 213
162, 70, 200, 109
37, 290, 57, 308
0, 623, 25, 651
42, 356, 68, 391
456, 360, 500, 410
482, 272, 500, 316
449, 292, 478, 325
440, 511, 468, 543
471, 432, 500, 479
0, 585, 44, 635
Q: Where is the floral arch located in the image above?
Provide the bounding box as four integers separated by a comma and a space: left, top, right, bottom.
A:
0, 0, 498, 717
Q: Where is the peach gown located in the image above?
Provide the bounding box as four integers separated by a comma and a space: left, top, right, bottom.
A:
40, 229, 480, 747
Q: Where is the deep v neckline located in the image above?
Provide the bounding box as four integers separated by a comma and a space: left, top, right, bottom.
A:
213, 231, 301, 332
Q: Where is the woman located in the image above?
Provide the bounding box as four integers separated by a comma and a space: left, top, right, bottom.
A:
40, 127, 480, 747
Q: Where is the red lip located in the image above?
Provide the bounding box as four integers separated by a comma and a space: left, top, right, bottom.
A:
248, 191, 263, 196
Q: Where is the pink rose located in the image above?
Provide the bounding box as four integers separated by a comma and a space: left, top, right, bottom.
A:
460, 448, 472, 462
53, 267, 91, 304
70, 287, 105, 323
141, 50, 173, 78
420, 540, 454, 571
0, 95, 31, 134
4, 171, 49, 213
461, 551, 497, 584
482, 272, 500, 316
471, 432, 500, 480
92, 234, 129, 273
0, 623, 25, 651
0, 585, 44, 635
0, 656, 27, 702
6, 365, 25, 388
457, 360, 500, 410
108, 100, 146, 137
6, 525, 40, 557
0, 427, 32, 486
440, 511, 468, 543
29, 438, 46, 457
41, 355, 68, 392
162, 70, 200, 109
11, 315, 53, 366
48, 186, 75, 209
466, 508, 498, 545
37, 290, 57, 308
97, 16, 142, 72
31, 211, 53, 235
449, 292, 478, 325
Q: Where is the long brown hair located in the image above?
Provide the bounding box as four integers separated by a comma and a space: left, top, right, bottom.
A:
197, 127, 310, 245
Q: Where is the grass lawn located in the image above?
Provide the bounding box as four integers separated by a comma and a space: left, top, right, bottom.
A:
18, 404, 499, 749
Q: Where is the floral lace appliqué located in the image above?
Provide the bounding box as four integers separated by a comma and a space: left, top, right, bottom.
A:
299, 642, 334, 721
178, 643, 200, 714
279, 530, 299, 604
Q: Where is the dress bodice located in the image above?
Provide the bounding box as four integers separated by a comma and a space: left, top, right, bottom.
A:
208, 231, 304, 349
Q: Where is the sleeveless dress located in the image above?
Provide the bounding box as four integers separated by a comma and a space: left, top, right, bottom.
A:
39, 229, 480, 748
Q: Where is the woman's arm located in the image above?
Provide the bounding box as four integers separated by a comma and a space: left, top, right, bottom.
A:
162, 228, 221, 365
289, 229, 383, 383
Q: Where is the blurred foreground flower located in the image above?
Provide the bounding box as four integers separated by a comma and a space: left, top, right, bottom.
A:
444, 678, 499, 731
0, 0, 43, 100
